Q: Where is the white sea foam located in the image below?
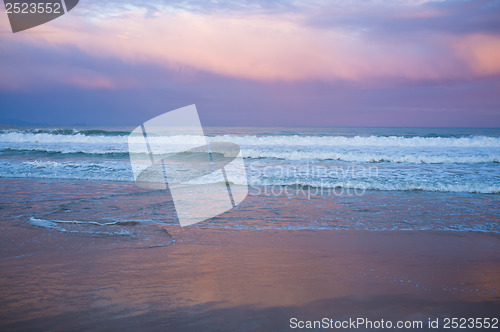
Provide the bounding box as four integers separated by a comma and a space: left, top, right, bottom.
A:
1, 132, 499, 147
2, 133, 499, 165
24, 160, 64, 168
246, 179, 500, 194
1, 130, 499, 194
28, 217, 133, 236
27, 217, 176, 247
241, 149, 500, 163
0, 132, 126, 144
211, 134, 500, 148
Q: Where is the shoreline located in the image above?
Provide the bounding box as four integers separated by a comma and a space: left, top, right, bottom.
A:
0, 177, 498, 330
1, 177, 498, 233
0, 227, 499, 330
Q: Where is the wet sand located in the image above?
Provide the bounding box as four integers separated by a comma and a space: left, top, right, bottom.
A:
0, 178, 499, 330
0, 226, 499, 331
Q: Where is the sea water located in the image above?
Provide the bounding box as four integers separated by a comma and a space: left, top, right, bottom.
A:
0, 126, 498, 236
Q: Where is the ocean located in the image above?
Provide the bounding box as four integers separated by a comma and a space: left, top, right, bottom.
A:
0, 126, 499, 239
1, 126, 500, 329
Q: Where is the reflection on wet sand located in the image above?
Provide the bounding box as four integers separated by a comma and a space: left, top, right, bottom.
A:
0, 227, 498, 330
0, 179, 498, 330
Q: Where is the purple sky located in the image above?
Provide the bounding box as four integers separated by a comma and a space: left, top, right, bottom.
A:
0, 0, 499, 127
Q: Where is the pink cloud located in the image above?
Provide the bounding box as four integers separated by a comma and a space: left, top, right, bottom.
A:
2, 5, 499, 84
68, 76, 116, 89
453, 34, 500, 76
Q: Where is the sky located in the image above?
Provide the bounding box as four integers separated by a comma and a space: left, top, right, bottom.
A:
0, 0, 499, 127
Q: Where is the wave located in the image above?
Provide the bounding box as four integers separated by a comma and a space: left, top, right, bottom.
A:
0, 160, 134, 182
0, 132, 126, 144
4, 163, 497, 193
28, 217, 176, 248
1, 129, 498, 194
247, 180, 500, 194
28, 217, 134, 236
242, 149, 500, 164
0, 128, 130, 136
3, 146, 498, 164
1, 132, 500, 147
215, 135, 500, 148
1, 147, 128, 156
1, 133, 499, 166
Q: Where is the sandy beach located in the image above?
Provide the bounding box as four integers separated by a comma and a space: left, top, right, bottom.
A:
1, 181, 499, 331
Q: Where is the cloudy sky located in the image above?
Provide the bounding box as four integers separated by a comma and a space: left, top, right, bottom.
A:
1, 0, 499, 126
